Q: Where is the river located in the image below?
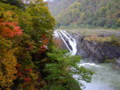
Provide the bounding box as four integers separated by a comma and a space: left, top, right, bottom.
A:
54, 30, 120, 90
77, 62, 120, 90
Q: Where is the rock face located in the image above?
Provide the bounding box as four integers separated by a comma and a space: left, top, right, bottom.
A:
71, 33, 120, 63
115, 58, 120, 67
54, 31, 120, 63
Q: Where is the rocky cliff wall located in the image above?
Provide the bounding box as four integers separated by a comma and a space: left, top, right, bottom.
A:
71, 33, 120, 63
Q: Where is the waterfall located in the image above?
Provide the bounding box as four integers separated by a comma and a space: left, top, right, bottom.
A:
54, 30, 120, 90
54, 30, 77, 55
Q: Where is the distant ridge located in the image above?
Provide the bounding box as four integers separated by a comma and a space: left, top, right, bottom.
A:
49, 0, 120, 28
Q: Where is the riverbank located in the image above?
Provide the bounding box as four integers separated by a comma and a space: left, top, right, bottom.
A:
54, 29, 120, 90
56, 29, 120, 64
59, 28, 120, 36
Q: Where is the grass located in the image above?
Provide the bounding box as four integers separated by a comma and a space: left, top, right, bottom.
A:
84, 35, 120, 45
57, 28, 120, 44
58, 28, 120, 36
84, 35, 112, 42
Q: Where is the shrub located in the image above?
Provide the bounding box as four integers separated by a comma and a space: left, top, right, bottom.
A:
44, 47, 93, 90
0, 38, 17, 89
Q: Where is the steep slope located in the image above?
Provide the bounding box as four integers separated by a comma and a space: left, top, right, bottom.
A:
49, 0, 120, 28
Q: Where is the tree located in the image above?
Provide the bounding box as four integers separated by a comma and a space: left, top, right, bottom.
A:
0, 0, 25, 8
43, 47, 93, 90
49, 0, 120, 28
24, 0, 55, 43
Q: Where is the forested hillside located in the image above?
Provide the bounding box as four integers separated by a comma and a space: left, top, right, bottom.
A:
49, 0, 120, 28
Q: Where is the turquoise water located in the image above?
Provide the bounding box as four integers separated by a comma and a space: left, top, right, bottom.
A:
78, 63, 120, 90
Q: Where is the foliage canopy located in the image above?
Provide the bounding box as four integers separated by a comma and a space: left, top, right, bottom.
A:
49, 0, 120, 28
0, 0, 93, 90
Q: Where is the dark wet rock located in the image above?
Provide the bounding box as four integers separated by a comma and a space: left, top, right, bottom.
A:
71, 33, 120, 63
54, 31, 120, 63
115, 58, 120, 67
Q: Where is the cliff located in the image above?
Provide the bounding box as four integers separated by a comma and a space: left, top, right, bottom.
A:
71, 32, 120, 63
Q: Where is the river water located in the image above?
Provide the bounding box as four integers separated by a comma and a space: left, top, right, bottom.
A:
54, 30, 120, 90
77, 62, 120, 90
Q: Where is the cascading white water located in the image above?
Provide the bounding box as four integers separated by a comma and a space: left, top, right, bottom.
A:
54, 30, 120, 90
55, 30, 77, 55
79, 63, 120, 90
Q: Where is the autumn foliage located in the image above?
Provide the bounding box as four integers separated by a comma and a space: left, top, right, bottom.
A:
39, 34, 49, 53
0, 1, 93, 90
0, 0, 55, 89
0, 12, 22, 38
0, 21, 22, 37
0, 38, 17, 89
0, 11, 23, 89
